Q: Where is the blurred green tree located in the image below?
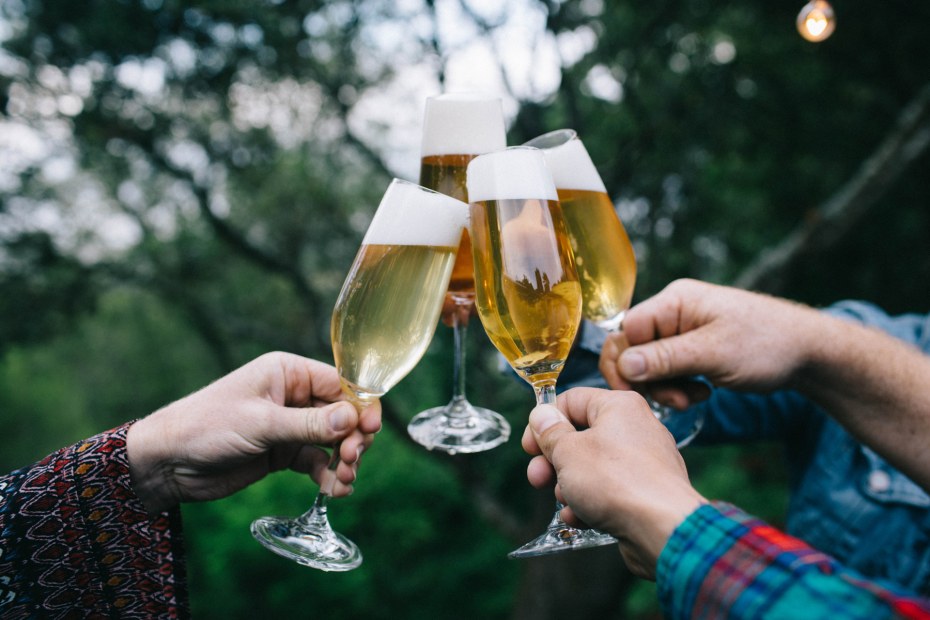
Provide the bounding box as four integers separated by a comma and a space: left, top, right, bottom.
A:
2, 0, 930, 617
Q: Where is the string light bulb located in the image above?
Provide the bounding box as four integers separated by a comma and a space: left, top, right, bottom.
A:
797, 0, 836, 42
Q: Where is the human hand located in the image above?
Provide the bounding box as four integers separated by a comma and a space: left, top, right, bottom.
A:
522, 387, 705, 579
598, 279, 821, 407
126, 351, 382, 514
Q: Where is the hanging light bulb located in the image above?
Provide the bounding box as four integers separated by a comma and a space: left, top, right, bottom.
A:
797, 0, 836, 42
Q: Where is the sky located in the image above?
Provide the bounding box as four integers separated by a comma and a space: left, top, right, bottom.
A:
0, 0, 617, 255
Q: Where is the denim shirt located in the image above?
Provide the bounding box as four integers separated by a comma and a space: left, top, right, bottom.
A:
560, 301, 930, 595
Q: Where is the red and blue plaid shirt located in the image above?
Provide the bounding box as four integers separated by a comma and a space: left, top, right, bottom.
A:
0, 423, 188, 618
658, 502, 930, 619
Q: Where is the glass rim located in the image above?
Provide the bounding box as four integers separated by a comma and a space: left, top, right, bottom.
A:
425, 92, 502, 104
388, 177, 461, 201
523, 128, 578, 150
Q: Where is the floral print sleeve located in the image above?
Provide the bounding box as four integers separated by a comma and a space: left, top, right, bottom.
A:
0, 423, 188, 618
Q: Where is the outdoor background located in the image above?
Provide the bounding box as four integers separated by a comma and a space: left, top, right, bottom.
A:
2, 0, 930, 617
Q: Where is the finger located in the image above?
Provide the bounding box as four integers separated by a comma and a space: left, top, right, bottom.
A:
559, 504, 590, 530
528, 404, 576, 462
599, 332, 633, 390
647, 379, 712, 410
358, 400, 383, 435
620, 292, 683, 346
527, 455, 555, 488
555, 387, 646, 429
303, 360, 348, 406
339, 431, 372, 464
272, 353, 346, 406
618, 329, 713, 384
287, 445, 352, 496
521, 423, 541, 455
262, 401, 358, 446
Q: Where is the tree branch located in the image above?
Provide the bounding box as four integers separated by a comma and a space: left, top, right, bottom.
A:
734, 82, 930, 293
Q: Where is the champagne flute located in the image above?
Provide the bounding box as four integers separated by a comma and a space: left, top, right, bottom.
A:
466, 146, 612, 558
251, 179, 468, 570
525, 129, 704, 447
407, 93, 511, 454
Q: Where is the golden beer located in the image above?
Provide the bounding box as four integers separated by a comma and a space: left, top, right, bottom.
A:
419, 153, 475, 303
558, 188, 637, 327
332, 243, 457, 401
470, 198, 582, 385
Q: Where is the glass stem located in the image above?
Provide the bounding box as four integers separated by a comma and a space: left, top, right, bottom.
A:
448, 301, 471, 415
533, 381, 557, 407
532, 381, 570, 527
297, 440, 342, 529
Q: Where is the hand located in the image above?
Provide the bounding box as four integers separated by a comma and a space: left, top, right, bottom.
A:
598, 279, 820, 406
522, 387, 705, 579
126, 351, 382, 513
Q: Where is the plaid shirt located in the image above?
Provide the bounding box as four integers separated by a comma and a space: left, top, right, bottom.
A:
0, 423, 188, 619
657, 502, 930, 619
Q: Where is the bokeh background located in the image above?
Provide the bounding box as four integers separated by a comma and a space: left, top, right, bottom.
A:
2, 0, 930, 617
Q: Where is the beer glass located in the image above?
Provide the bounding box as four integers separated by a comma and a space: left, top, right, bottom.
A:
525, 129, 704, 447
251, 179, 468, 570
407, 93, 511, 454
467, 146, 614, 558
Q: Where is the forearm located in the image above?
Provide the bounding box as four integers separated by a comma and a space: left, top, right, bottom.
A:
794, 314, 930, 491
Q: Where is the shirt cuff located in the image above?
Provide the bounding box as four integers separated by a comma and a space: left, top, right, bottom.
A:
656, 501, 757, 618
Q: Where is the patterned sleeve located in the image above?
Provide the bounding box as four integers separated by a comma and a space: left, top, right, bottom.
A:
657, 502, 930, 620
0, 423, 188, 619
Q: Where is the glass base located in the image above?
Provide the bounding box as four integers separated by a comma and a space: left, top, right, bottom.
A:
651, 401, 705, 448
407, 399, 511, 455
251, 516, 362, 572
508, 521, 617, 559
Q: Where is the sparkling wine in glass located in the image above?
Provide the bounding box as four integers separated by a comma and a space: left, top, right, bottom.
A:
467, 146, 611, 558
251, 179, 468, 570
525, 129, 704, 447
406, 93, 511, 454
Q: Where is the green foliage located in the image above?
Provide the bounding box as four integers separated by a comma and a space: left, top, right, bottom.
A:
3, 0, 930, 617
183, 424, 519, 619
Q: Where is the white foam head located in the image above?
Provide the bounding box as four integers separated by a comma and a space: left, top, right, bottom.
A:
525, 129, 607, 193
421, 93, 507, 157
466, 147, 558, 202
363, 179, 468, 247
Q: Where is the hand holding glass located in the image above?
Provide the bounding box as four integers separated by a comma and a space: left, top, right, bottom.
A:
525, 129, 704, 447
251, 179, 468, 570
467, 146, 615, 557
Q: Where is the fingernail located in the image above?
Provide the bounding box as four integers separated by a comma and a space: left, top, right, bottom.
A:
355, 445, 365, 462
330, 405, 352, 432
530, 405, 566, 434
620, 351, 647, 380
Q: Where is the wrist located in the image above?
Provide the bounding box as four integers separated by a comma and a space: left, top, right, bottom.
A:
126, 415, 180, 514
625, 482, 707, 571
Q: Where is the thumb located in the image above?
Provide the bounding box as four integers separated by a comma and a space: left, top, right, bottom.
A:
619, 333, 703, 383
529, 404, 576, 463
264, 401, 358, 446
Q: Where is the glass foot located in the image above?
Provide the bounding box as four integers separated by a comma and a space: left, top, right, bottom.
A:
508, 522, 617, 559
251, 516, 362, 572
407, 399, 510, 454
